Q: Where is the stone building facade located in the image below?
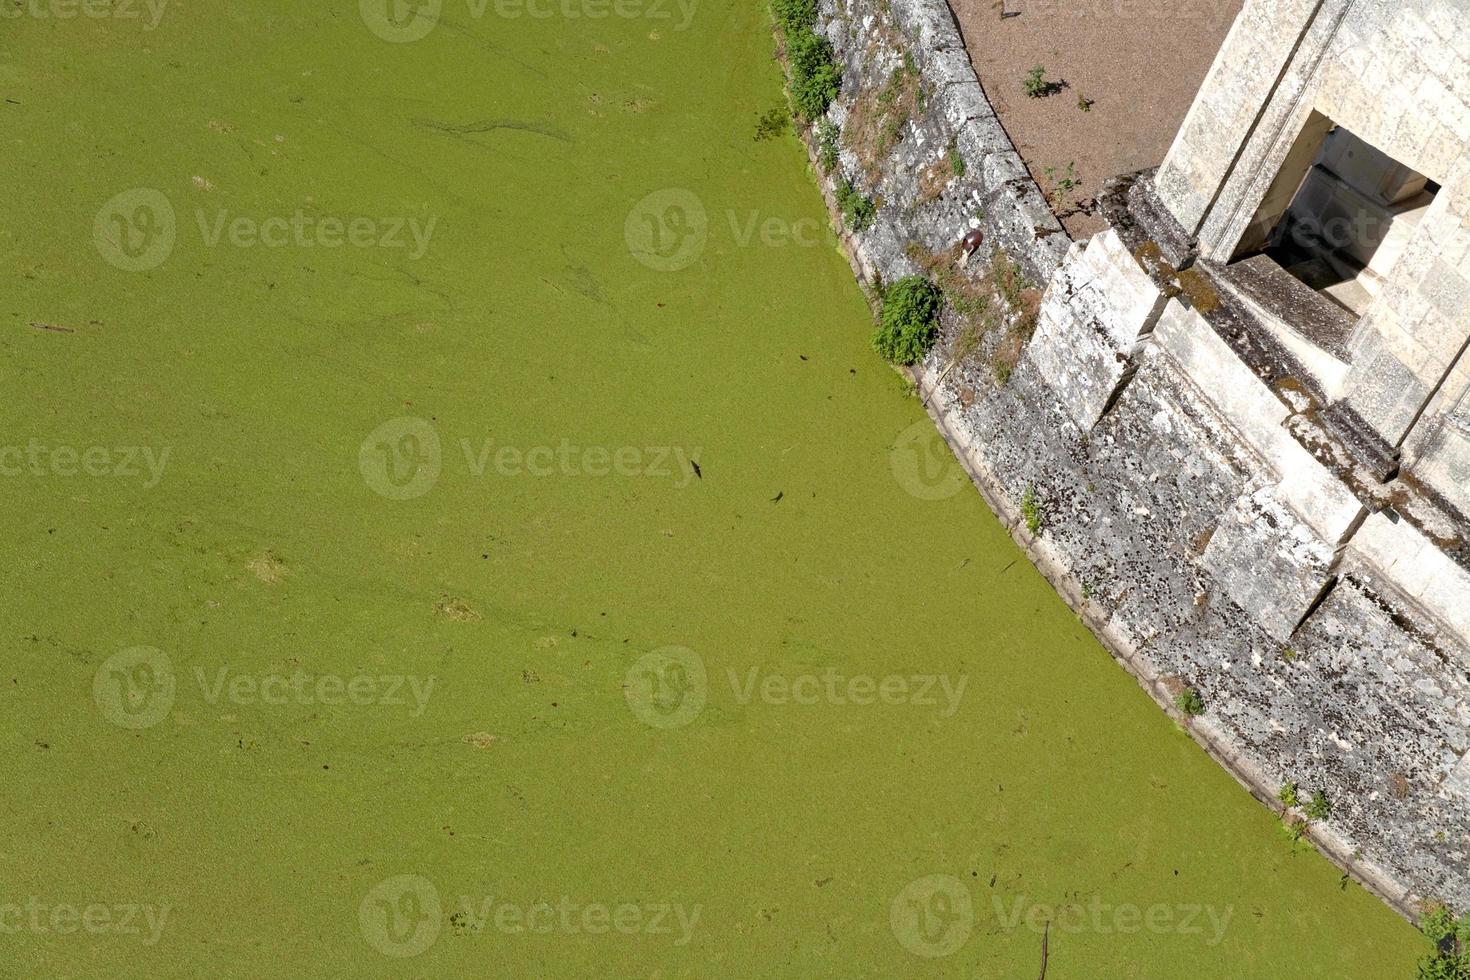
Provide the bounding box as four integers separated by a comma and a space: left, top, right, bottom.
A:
801, 0, 1470, 915
1158, 0, 1470, 521
1030, 0, 1470, 659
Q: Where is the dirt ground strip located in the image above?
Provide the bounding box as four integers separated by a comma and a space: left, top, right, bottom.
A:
950, 0, 1243, 236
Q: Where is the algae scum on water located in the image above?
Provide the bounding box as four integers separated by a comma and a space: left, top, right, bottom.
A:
0, 1, 1425, 976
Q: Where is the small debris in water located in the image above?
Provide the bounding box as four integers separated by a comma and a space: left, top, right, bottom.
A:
434, 595, 481, 622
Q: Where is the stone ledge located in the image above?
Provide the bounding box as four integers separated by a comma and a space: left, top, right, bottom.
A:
1153, 300, 1366, 547
1349, 512, 1470, 666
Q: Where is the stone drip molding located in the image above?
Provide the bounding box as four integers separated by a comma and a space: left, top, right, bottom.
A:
791, 0, 1470, 921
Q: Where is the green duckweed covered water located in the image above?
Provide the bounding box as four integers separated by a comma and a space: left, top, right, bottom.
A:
0, 0, 1425, 975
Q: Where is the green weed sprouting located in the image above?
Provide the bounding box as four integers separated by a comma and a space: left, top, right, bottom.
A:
1175, 687, 1206, 717
1304, 791, 1332, 822
1021, 484, 1042, 535
816, 118, 840, 172
1023, 66, 1050, 98
835, 178, 876, 232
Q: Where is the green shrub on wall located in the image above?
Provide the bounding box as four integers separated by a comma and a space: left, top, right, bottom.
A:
786, 29, 840, 121
816, 118, 840, 172
1418, 906, 1470, 980
834, 178, 875, 231
872, 276, 942, 364
771, 0, 838, 123
771, 0, 817, 31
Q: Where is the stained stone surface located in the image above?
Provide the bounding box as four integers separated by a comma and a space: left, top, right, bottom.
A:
818, 0, 1069, 286
805, 0, 1470, 913
1156, 0, 1470, 517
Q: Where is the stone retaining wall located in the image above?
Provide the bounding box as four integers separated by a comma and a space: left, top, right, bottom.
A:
818, 0, 1068, 286
800, 0, 1470, 918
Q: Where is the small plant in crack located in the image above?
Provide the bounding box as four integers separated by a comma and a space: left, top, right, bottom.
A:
1021, 485, 1043, 535
1278, 781, 1301, 809
1044, 162, 1080, 199
1304, 791, 1333, 822
1175, 687, 1206, 717
815, 118, 840, 172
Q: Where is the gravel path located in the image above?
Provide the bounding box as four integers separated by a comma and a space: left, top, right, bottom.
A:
950, 0, 1243, 236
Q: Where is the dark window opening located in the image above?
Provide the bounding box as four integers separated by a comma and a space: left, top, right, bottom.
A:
1233, 117, 1438, 317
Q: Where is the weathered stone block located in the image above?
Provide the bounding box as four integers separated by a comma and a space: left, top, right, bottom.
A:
892, 0, 960, 54
1349, 511, 1470, 654
1203, 484, 1338, 642
936, 79, 987, 128
1153, 301, 1365, 543
1023, 230, 1168, 430
1342, 330, 1434, 445
1446, 751, 1470, 799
